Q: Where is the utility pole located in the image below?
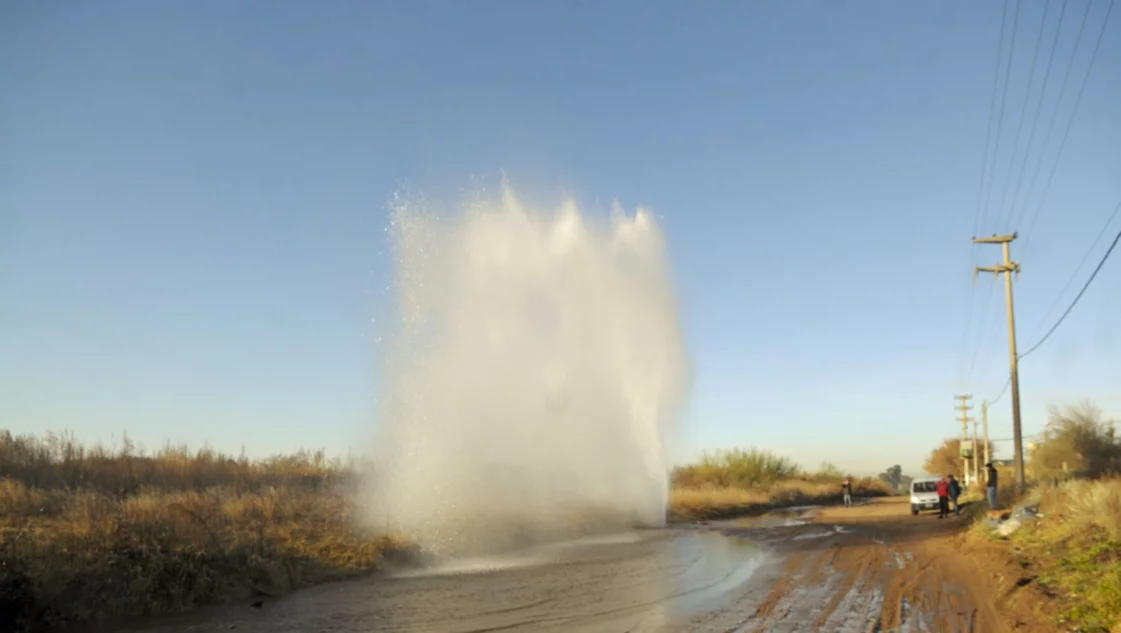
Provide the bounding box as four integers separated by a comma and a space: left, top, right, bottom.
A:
972, 418, 980, 485
955, 394, 974, 484
974, 233, 1025, 491
982, 400, 991, 469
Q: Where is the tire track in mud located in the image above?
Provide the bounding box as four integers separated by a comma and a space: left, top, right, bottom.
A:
697, 501, 1018, 633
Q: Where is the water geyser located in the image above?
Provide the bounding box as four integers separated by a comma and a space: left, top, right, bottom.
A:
369, 185, 689, 556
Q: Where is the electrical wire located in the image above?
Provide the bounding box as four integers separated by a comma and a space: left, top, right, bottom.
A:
994, 0, 1055, 231
975, 0, 1115, 406
966, 282, 1001, 385
1020, 0, 1115, 253
988, 432, 1046, 442
1019, 221, 1121, 360
981, 0, 1024, 233
1030, 200, 1121, 340
973, 0, 1013, 243
989, 374, 1013, 405
1005, 0, 1071, 227
960, 0, 1013, 387
985, 205, 1120, 401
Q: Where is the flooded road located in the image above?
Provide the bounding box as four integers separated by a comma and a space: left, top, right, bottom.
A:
122, 528, 772, 633
120, 500, 1028, 633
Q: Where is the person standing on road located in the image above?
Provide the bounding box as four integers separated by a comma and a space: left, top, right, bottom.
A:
948, 475, 962, 517
935, 475, 951, 519
985, 462, 999, 509
841, 477, 853, 508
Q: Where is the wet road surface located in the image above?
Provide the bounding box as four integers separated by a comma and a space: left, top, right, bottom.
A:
120, 500, 1020, 633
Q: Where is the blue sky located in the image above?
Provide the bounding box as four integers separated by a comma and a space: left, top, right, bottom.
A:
2, 1, 1119, 475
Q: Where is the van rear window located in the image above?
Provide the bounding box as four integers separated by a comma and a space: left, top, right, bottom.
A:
912, 481, 938, 493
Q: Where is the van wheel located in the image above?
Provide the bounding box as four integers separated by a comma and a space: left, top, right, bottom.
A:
911, 506, 919, 515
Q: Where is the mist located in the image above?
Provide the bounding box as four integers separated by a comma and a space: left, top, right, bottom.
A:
365, 185, 690, 556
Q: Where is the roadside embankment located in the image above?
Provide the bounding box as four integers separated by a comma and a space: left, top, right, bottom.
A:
966, 478, 1121, 633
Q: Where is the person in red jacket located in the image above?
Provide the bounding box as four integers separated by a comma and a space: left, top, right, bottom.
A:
935, 475, 951, 519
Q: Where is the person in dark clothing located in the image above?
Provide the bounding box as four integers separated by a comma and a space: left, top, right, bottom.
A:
985, 462, 999, 509
935, 475, 951, 519
841, 477, 853, 508
948, 475, 962, 516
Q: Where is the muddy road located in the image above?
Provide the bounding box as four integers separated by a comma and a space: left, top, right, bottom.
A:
120, 499, 1041, 633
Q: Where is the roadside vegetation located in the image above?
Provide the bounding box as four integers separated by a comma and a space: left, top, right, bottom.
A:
944, 402, 1121, 633
668, 448, 893, 521
0, 433, 890, 631
0, 431, 414, 632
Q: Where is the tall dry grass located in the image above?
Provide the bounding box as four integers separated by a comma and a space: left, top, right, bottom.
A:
0, 431, 409, 632
0, 430, 360, 495
1042, 477, 1121, 540
668, 449, 892, 521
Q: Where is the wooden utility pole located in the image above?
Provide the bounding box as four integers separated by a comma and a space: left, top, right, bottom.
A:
982, 400, 991, 468
972, 418, 980, 484
974, 233, 1025, 490
955, 394, 974, 483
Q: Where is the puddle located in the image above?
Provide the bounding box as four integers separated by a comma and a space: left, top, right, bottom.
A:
537, 531, 644, 549
792, 530, 835, 540
669, 531, 770, 617
392, 531, 647, 578
729, 506, 817, 528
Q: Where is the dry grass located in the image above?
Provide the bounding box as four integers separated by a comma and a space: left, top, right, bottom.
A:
1, 430, 892, 630
668, 478, 892, 522
1030, 402, 1121, 481
0, 431, 412, 632
669, 448, 892, 521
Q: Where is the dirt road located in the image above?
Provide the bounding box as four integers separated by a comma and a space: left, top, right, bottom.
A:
117, 498, 1045, 633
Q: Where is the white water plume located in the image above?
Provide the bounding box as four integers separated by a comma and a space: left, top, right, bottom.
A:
368, 185, 689, 556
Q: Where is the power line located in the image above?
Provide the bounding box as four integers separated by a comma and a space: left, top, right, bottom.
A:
994, 0, 1055, 231
1011, 0, 1094, 239
1020, 0, 1116, 253
980, 0, 1024, 234
956, 280, 980, 383
989, 374, 1012, 405
973, 0, 1013, 242
1005, 0, 1071, 227
1030, 200, 1121, 339
1020, 219, 1121, 360
985, 202, 1120, 404
989, 432, 1046, 442
961, 0, 1013, 386
965, 281, 1000, 384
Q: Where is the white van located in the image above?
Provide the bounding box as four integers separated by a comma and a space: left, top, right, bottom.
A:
909, 477, 942, 515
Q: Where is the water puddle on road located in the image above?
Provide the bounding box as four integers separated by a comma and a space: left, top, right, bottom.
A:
725, 506, 817, 529
666, 530, 771, 619
390, 530, 649, 578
